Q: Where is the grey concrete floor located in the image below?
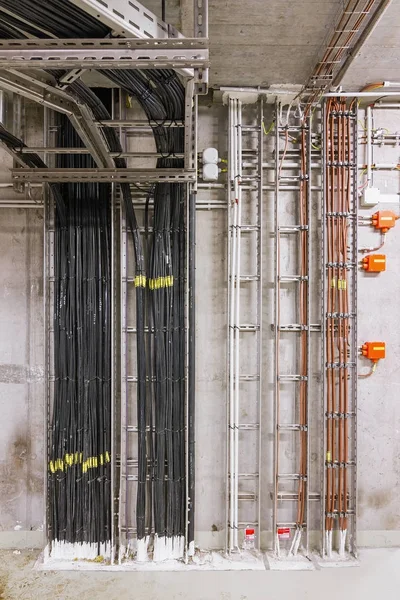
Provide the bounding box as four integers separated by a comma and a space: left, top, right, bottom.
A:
0, 548, 399, 600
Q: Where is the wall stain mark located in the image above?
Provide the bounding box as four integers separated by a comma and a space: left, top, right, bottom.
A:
0, 364, 44, 385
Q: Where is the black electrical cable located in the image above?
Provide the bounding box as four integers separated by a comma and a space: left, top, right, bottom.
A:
0, 0, 193, 559
49, 115, 112, 552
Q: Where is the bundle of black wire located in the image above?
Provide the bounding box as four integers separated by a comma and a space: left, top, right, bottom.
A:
0, 0, 192, 558
49, 115, 112, 553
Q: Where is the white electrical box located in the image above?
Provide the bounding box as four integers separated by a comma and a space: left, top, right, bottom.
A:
362, 186, 380, 207
202, 147, 219, 164
362, 187, 400, 206
202, 163, 219, 181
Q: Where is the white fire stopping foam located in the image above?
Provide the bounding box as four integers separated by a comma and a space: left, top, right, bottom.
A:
326, 530, 333, 558
136, 536, 150, 562
188, 540, 195, 557
289, 528, 302, 556
48, 540, 110, 561
153, 535, 185, 562
339, 529, 347, 558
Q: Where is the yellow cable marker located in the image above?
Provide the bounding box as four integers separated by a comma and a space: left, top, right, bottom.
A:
134, 275, 147, 288
149, 275, 174, 290
50, 451, 111, 473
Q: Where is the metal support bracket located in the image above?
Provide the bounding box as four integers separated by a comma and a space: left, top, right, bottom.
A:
0, 69, 113, 168
11, 168, 196, 183
68, 0, 198, 80
0, 38, 209, 73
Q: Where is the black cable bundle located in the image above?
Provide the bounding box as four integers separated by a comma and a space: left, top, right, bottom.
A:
49, 115, 112, 558
0, 0, 193, 560
147, 182, 186, 558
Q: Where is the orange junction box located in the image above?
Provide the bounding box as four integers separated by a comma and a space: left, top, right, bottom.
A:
362, 254, 386, 272
372, 211, 397, 233
361, 342, 386, 362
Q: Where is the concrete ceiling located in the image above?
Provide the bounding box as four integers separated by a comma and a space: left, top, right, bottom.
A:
341, 1, 400, 90
205, 0, 344, 87
203, 0, 400, 91
135, 1, 400, 91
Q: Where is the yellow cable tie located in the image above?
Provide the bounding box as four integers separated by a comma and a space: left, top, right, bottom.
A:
331, 278, 336, 288
49, 461, 55, 474
100, 453, 104, 466
105, 451, 110, 463
326, 451, 332, 463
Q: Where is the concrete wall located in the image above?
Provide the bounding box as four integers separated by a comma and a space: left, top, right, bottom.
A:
0, 207, 45, 547
356, 106, 400, 545
0, 99, 399, 550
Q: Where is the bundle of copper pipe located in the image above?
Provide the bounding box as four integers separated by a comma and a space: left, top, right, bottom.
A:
324, 98, 356, 553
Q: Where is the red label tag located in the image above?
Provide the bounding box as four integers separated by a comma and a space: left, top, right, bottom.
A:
277, 527, 290, 540
245, 528, 255, 537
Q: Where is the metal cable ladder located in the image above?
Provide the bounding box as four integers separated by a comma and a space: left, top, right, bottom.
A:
272, 103, 313, 557
118, 89, 138, 561
226, 97, 263, 552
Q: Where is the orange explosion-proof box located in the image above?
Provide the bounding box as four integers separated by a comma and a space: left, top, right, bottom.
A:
362, 254, 386, 272
372, 211, 397, 233
361, 342, 386, 362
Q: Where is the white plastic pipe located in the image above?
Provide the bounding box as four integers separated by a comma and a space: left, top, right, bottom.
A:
382, 81, 400, 88
374, 102, 400, 109
228, 98, 237, 552
324, 91, 400, 97
367, 105, 372, 187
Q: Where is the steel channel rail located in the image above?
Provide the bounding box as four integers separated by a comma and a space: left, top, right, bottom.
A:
118, 179, 128, 562
305, 114, 312, 556
11, 168, 196, 183
0, 38, 209, 71
186, 90, 198, 559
